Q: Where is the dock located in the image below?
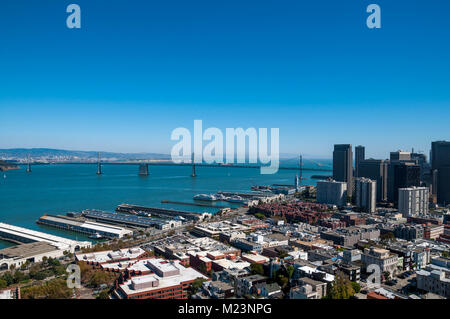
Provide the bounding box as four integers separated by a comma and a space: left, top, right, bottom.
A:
217, 191, 266, 199
161, 200, 228, 209
116, 204, 207, 221
0, 222, 91, 252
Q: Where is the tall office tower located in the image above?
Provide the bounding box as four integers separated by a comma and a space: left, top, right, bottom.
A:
431, 169, 438, 204
316, 179, 348, 207
431, 141, 450, 205
355, 178, 377, 213
386, 151, 420, 203
355, 145, 365, 178
388, 162, 421, 203
333, 144, 353, 196
398, 187, 429, 218
390, 151, 411, 162
358, 159, 388, 202
411, 152, 429, 181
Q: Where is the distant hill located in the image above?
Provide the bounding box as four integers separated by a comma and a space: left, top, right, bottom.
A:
0, 148, 171, 160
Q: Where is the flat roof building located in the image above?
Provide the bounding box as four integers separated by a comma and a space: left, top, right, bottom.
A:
38, 214, 133, 238
114, 259, 208, 299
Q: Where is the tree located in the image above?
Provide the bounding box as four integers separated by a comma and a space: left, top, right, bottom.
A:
250, 263, 264, 276
13, 270, 27, 283
277, 250, 289, 259
286, 265, 294, 279
0, 272, 14, 286
351, 281, 361, 294
254, 213, 265, 220
21, 278, 73, 299
0, 279, 7, 289
189, 278, 206, 295
326, 272, 355, 299
96, 290, 110, 299
276, 274, 289, 288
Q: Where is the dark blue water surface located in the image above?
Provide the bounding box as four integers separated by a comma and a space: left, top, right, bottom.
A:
0, 163, 329, 249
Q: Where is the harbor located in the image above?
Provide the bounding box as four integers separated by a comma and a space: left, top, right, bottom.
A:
0, 162, 321, 247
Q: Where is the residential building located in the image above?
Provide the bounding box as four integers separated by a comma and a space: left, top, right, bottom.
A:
355, 178, 377, 213
423, 224, 445, 240
416, 268, 450, 298
316, 179, 347, 207
398, 187, 429, 218
236, 274, 267, 297
361, 247, 399, 276
393, 224, 424, 241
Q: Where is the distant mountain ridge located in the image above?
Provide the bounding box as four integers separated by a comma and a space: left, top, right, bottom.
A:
0, 148, 171, 160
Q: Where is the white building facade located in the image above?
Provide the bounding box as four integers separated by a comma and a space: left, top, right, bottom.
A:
316, 180, 347, 207
355, 178, 377, 213
398, 187, 429, 218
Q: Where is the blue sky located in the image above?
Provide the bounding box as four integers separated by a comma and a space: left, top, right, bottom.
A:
0, 0, 449, 158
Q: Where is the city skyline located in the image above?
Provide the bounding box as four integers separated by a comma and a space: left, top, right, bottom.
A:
1, 0, 450, 157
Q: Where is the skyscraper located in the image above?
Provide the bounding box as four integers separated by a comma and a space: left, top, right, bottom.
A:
390, 151, 411, 162
389, 163, 421, 203
431, 141, 450, 205
333, 144, 353, 196
358, 159, 388, 202
355, 145, 365, 178
386, 151, 420, 203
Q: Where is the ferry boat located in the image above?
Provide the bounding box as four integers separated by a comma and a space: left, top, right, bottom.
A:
227, 195, 248, 203
89, 233, 103, 240
193, 194, 217, 201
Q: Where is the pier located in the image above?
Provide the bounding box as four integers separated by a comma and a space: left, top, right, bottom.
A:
0, 222, 91, 252
161, 200, 228, 209
217, 191, 266, 199
116, 204, 208, 221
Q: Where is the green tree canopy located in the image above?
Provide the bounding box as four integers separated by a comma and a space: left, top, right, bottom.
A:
250, 263, 264, 276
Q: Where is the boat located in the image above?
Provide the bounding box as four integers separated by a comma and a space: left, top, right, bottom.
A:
193, 194, 217, 201
227, 195, 248, 204
89, 233, 103, 240
214, 193, 227, 201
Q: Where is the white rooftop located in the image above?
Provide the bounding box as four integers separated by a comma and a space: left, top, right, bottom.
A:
76, 247, 146, 264
119, 260, 208, 295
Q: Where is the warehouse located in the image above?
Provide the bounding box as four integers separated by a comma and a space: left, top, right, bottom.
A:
37, 214, 133, 238
82, 209, 182, 230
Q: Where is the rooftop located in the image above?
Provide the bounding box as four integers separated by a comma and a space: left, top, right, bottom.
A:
0, 242, 59, 260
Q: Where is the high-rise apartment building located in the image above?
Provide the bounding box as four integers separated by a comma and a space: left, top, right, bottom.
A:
398, 186, 429, 218
355, 178, 377, 213
316, 179, 348, 207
